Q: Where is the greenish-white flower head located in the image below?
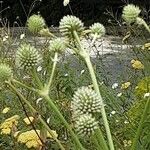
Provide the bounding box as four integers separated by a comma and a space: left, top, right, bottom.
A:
75, 114, 98, 136
89, 23, 105, 38
49, 38, 68, 53
16, 44, 42, 69
27, 15, 46, 34
0, 64, 12, 83
71, 86, 102, 115
59, 15, 84, 39
122, 4, 141, 24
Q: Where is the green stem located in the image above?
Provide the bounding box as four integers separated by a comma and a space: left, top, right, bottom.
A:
85, 56, 114, 150
94, 128, 109, 150
46, 52, 58, 90
6, 81, 65, 150
142, 19, 150, 33
32, 67, 43, 89
73, 30, 114, 150
12, 79, 37, 92
131, 98, 150, 150
40, 94, 85, 150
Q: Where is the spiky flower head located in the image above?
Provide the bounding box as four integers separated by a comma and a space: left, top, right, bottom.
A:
122, 4, 141, 24
16, 44, 42, 69
0, 63, 12, 84
59, 15, 84, 39
27, 15, 46, 34
71, 86, 102, 115
49, 38, 68, 53
75, 114, 98, 136
89, 23, 105, 38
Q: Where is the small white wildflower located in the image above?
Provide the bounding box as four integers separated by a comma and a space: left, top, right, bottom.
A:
116, 120, 119, 123
64, 73, 68, 77
2, 37, 7, 42
36, 97, 43, 104
20, 34, 25, 39
63, 0, 70, 6
117, 92, 122, 97
144, 93, 150, 98
124, 120, 129, 124
111, 111, 116, 115
80, 70, 85, 75
37, 66, 42, 72
47, 117, 50, 124
112, 83, 118, 89
23, 75, 31, 79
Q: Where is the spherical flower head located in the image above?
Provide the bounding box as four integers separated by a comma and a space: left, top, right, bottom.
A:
27, 15, 46, 34
89, 23, 105, 38
122, 4, 141, 24
131, 59, 144, 69
16, 44, 42, 69
59, 15, 84, 39
49, 38, 67, 53
71, 86, 102, 115
0, 63, 12, 84
75, 114, 98, 136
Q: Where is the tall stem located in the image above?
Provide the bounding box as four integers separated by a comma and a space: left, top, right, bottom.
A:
40, 94, 85, 150
131, 98, 150, 150
95, 128, 109, 150
6, 81, 65, 150
85, 56, 114, 150
32, 67, 43, 89
47, 52, 58, 90
73, 30, 114, 150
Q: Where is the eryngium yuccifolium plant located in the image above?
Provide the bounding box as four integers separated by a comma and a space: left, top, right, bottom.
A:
122, 4, 141, 24
16, 44, 42, 69
89, 23, 105, 38
75, 114, 98, 136
0, 64, 12, 84
71, 86, 102, 115
49, 38, 67, 53
59, 15, 84, 39
27, 15, 46, 34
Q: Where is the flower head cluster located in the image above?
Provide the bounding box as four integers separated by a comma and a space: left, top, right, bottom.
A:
0, 115, 20, 135
0, 63, 12, 84
122, 4, 141, 24
17, 129, 58, 149
121, 82, 131, 89
16, 44, 42, 69
131, 59, 144, 69
63, 0, 70, 6
27, 15, 46, 34
49, 38, 67, 53
59, 15, 84, 39
71, 86, 102, 116
75, 114, 98, 136
89, 23, 105, 38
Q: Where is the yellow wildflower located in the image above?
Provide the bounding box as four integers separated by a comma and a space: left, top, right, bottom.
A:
0, 115, 20, 135
23, 116, 34, 125
47, 130, 58, 139
141, 43, 150, 50
121, 82, 131, 89
131, 59, 144, 69
17, 129, 58, 149
2, 107, 10, 114
1, 128, 11, 134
